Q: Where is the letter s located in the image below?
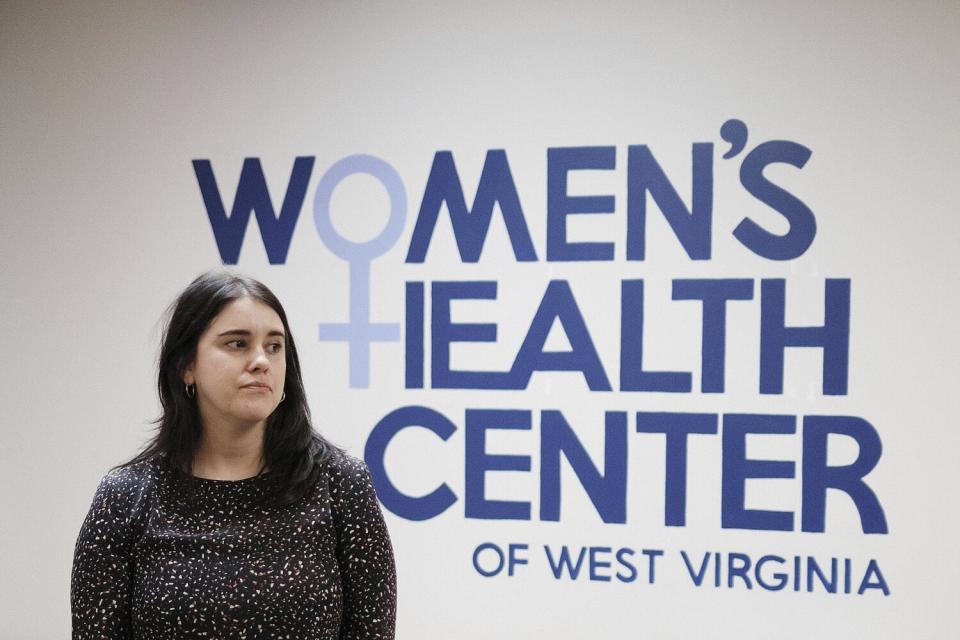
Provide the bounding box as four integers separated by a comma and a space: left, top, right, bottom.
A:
733, 141, 816, 260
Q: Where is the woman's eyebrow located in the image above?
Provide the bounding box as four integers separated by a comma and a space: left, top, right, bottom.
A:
216, 329, 286, 338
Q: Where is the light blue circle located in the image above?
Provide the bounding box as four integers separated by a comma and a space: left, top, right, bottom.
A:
313, 154, 407, 261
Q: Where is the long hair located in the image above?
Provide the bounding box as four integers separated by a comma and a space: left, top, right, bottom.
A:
116, 269, 338, 505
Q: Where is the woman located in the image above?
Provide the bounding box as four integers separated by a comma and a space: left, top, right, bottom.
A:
71, 270, 397, 639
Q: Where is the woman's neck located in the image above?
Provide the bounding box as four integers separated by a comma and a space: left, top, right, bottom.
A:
191, 420, 268, 480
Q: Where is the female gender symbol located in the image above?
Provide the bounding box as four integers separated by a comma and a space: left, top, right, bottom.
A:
313, 154, 407, 388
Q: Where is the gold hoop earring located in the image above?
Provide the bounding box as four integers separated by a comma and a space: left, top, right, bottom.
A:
185, 383, 196, 398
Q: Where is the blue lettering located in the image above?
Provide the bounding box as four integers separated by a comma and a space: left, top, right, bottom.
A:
620, 279, 692, 392
721, 413, 796, 531
540, 411, 627, 523
615, 548, 637, 583
801, 415, 888, 534
405, 281, 424, 389
546, 146, 616, 261
635, 412, 718, 526
727, 552, 753, 589
806, 556, 838, 593
588, 547, 613, 582
472, 542, 505, 577
858, 559, 890, 595
544, 545, 588, 580
672, 278, 754, 393
626, 143, 713, 260
755, 555, 788, 591
464, 409, 532, 520
431, 281, 512, 389
364, 406, 457, 521
192, 156, 313, 264
680, 550, 711, 586
734, 140, 816, 260
760, 278, 851, 395
406, 150, 537, 263
509, 280, 611, 391
642, 549, 664, 583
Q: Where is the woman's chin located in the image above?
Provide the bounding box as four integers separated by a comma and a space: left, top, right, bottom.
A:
231, 403, 278, 426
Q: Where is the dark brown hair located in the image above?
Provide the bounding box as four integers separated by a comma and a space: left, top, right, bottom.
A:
117, 269, 337, 505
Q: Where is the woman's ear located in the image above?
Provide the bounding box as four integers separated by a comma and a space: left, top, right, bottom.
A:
182, 363, 195, 386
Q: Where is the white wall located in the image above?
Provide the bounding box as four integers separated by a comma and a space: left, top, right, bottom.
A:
1, 1, 958, 638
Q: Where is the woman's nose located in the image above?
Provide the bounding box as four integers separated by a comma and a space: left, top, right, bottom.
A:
249, 347, 270, 371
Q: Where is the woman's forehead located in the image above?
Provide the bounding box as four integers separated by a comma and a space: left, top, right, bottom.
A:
206, 297, 284, 334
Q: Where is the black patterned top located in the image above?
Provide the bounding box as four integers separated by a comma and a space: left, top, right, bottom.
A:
71, 450, 396, 639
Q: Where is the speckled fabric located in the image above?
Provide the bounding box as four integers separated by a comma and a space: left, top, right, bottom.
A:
71, 451, 396, 639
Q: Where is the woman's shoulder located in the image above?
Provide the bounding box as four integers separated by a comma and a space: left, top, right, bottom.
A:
319, 448, 378, 497
315, 448, 390, 534
89, 455, 163, 511
75, 457, 163, 555
103, 454, 163, 484
321, 448, 369, 477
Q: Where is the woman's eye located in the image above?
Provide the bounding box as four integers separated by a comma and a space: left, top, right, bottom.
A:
228, 339, 246, 349
268, 343, 284, 354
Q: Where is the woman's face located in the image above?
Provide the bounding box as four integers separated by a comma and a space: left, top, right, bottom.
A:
183, 296, 287, 431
